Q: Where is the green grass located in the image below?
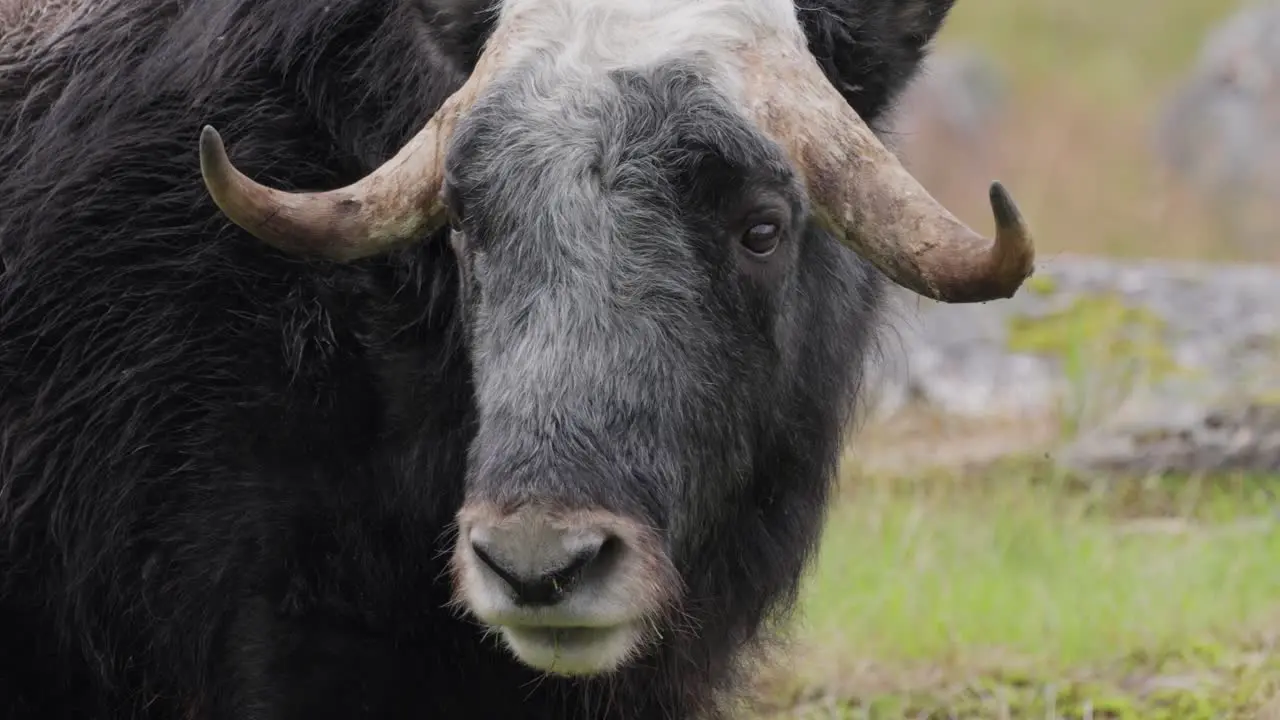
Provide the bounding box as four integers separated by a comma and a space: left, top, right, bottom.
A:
752, 460, 1280, 718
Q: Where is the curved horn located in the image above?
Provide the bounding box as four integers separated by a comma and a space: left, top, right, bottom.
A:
739, 42, 1036, 303
198, 22, 518, 261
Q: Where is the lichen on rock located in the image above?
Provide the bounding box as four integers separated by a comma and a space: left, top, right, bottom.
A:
864, 255, 1280, 476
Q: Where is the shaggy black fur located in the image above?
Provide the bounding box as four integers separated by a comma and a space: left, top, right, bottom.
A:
0, 0, 957, 718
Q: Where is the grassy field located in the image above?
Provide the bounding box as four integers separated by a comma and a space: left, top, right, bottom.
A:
752, 459, 1280, 718
896, 0, 1274, 263
749, 2, 1280, 716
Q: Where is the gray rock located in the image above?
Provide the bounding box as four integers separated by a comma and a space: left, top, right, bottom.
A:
1062, 402, 1280, 477
1154, 1, 1280, 255
866, 255, 1280, 475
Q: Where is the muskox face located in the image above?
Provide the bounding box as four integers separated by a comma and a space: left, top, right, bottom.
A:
441, 60, 811, 674
195, 0, 1034, 681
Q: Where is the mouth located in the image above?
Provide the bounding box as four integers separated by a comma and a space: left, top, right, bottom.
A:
495, 622, 643, 677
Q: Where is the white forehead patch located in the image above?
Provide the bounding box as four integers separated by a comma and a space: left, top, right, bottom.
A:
492, 0, 807, 83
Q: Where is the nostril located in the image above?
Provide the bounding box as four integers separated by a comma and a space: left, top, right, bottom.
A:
468, 527, 613, 607
545, 542, 603, 591
470, 541, 529, 598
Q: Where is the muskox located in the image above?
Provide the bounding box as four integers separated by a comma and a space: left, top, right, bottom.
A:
0, 0, 1034, 717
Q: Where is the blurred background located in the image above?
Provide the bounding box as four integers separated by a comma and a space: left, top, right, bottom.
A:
757, 1, 1280, 717
896, 0, 1278, 264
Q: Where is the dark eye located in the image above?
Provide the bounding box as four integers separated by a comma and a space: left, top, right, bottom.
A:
740, 222, 780, 257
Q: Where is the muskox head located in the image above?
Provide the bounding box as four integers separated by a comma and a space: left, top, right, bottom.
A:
197, 0, 1034, 678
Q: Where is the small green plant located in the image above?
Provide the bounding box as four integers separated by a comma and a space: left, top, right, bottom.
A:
1005, 293, 1186, 440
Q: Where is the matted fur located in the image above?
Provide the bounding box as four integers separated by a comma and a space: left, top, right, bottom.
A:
0, 0, 957, 718
0, 0, 86, 49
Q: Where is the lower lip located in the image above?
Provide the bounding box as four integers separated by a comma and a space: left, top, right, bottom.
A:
510, 626, 612, 644
498, 623, 640, 676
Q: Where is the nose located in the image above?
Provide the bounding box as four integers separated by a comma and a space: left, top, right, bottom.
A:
468, 519, 611, 607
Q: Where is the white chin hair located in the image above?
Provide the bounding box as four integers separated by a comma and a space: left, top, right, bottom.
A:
498, 624, 641, 677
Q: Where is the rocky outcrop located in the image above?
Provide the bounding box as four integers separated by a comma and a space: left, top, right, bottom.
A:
850, 33, 1280, 476
1061, 401, 1280, 477
863, 255, 1280, 476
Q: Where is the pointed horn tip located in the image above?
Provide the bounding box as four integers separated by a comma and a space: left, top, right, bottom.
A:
199, 123, 221, 144
986, 179, 1036, 284
199, 125, 224, 161
198, 125, 232, 190
988, 181, 1028, 233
